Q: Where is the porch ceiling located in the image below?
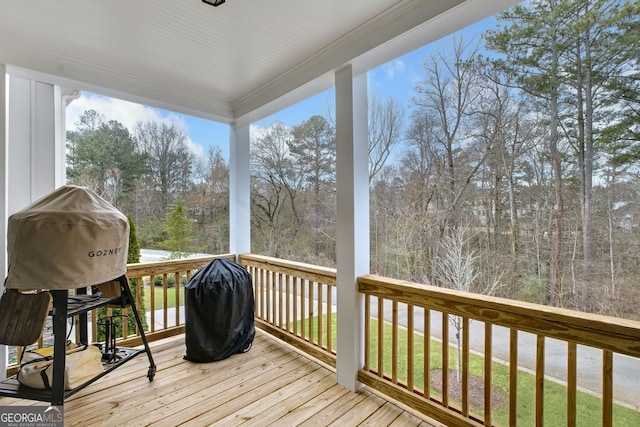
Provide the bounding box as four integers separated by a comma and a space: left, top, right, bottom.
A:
0, 0, 519, 124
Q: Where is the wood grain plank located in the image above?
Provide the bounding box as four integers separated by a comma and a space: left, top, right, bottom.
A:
0, 330, 440, 427
69, 340, 298, 426
359, 402, 403, 426
237, 370, 337, 427
267, 384, 351, 426
297, 388, 367, 426
180, 361, 319, 426
328, 390, 385, 426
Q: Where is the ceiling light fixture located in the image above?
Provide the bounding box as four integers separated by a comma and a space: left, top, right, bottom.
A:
202, 0, 226, 6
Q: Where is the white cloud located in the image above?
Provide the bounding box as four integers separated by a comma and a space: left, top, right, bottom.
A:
383, 59, 405, 80
66, 93, 204, 159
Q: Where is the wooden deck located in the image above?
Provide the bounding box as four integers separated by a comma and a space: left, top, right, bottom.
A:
0, 330, 439, 426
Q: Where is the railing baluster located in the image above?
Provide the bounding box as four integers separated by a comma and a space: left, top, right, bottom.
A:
327, 285, 332, 354
424, 307, 431, 399
510, 328, 518, 427
261, 268, 267, 321
268, 270, 273, 324
536, 335, 545, 426
407, 304, 414, 392
163, 274, 168, 329
136, 278, 143, 326
484, 322, 492, 427
150, 275, 156, 332
603, 350, 613, 427
442, 312, 449, 407
462, 317, 469, 417
308, 280, 314, 344
271, 271, 276, 325
317, 283, 323, 348
278, 272, 284, 328
364, 294, 370, 371
122, 306, 129, 337
568, 341, 577, 427
293, 276, 298, 336
174, 272, 181, 326
377, 296, 384, 377
285, 274, 290, 332
392, 300, 398, 384
300, 279, 306, 340
91, 309, 97, 342
251, 266, 258, 317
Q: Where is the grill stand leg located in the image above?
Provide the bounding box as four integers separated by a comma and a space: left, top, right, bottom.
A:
50, 290, 67, 407
117, 275, 156, 380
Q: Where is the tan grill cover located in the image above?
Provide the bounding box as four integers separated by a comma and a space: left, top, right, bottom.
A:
6, 185, 129, 290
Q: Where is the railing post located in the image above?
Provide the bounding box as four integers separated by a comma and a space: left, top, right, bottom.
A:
335, 64, 368, 392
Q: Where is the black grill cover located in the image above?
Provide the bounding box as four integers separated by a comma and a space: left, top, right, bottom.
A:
184, 258, 255, 362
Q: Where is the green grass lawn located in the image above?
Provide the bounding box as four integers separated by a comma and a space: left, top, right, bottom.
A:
299, 313, 640, 426
143, 286, 184, 310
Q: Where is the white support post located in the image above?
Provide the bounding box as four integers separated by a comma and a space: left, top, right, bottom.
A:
0, 64, 7, 379
56, 88, 80, 187
335, 65, 369, 391
2, 74, 62, 377
229, 122, 251, 257
7, 75, 58, 212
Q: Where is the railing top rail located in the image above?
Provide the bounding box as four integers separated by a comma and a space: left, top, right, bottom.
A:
359, 273, 640, 358
239, 253, 336, 284
126, 253, 235, 277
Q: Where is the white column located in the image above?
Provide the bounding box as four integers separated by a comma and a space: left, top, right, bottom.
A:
335, 65, 369, 391
229, 122, 251, 256
7, 75, 58, 212
0, 64, 7, 379
56, 88, 80, 186
2, 75, 60, 378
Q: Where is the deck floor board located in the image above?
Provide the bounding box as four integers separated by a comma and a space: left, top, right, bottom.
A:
0, 330, 437, 426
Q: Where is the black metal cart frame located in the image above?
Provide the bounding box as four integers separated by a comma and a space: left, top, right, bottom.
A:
0, 275, 156, 407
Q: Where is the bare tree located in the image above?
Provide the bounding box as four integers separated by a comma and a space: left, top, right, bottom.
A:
135, 121, 194, 216
369, 94, 404, 181
433, 227, 500, 381
251, 121, 309, 258
411, 36, 490, 235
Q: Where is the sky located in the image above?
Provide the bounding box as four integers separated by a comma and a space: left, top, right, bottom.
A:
65, 16, 498, 164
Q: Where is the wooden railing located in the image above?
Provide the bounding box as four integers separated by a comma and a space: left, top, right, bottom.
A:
6, 254, 640, 427
357, 274, 640, 427
238, 253, 337, 368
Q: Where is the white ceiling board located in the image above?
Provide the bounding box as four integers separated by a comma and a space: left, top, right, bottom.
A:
0, 0, 522, 122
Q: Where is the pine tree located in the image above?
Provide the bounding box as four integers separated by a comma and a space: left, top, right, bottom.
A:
159, 198, 196, 259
